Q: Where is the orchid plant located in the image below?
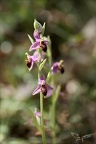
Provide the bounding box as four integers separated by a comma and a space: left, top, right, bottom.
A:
25, 19, 64, 144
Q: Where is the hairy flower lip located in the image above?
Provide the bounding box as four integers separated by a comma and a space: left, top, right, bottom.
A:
40, 85, 47, 96
40, 40, 47, 52
59, 66, 64, 74
26, 59, 32, 68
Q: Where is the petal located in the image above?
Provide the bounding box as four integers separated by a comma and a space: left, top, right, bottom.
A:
33, 51, 40, 57
31, 56, 38, 62
33, 30, 40, 40
41, 51, 45, 60
32, 51, 40, 62
44, 40, 49, 45
45, 84, 53, 97
52, 62, 59, 74
32, 85, 41, 95
38, 80, 45, 85
52, 67, 59, 74
38, 75, 46, 85
34, 112, 41, 117
29, 41, 40, 51
29, 61, 34, 71
40, 75, 46, 81
43, 37, 49, 45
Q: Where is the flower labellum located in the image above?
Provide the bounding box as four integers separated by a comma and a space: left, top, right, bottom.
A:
41, 84, 47, 96
40, 40, 47, 52
33, 75, 53, 97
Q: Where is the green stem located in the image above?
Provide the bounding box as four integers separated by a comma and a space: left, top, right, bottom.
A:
51, 75, 54, 101
52, 102, 56, 144
38, 69, 46, 144
47, 37, 52, 66
40, 92, 46, 144
51, 75, 57, 144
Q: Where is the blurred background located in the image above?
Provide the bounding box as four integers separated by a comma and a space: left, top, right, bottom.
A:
0, 0, 96, 144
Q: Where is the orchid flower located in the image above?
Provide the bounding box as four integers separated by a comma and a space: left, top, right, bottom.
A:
29, 30, 49, 52
33, 75, 53, 97
51, 60, 64, 74
25, 51, 44, 71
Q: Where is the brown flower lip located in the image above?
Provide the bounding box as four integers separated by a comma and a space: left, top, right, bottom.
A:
41, 85, 47, 96
40, 41, 47, 52
26, 60, 31, 68
59, 66, 65, 74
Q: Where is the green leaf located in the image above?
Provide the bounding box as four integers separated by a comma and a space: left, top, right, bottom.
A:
39, 59, 47, 71
34, 19, 42, 32
54, 85, 61, 103
47, 36, 52, 65
27, 34, 34, 44
41, 22, 46, 35
46, 71, 52, 83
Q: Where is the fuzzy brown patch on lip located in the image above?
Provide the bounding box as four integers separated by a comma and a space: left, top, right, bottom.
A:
41, 85, 47, 96
26, 60, 31, 68
59, 66, 65, 74
40, 41, 47, 52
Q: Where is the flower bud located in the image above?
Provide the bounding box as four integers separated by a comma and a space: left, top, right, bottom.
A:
34, 19, 43, 33
41, 22, 46, 35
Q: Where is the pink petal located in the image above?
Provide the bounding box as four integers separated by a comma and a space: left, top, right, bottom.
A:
34, 112, 41, 117
33, 30, 40, 40
32, 85, 41, 95
52, 62, 59, 74
29, 41, 40, 51
33, 51, 40, 57
45, 84, 53, 97
44, 40, 49, 45
40, 75, 46, 81
38, 75, 46, 85
41, 52, 45, 60
32, 51, 40, 62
